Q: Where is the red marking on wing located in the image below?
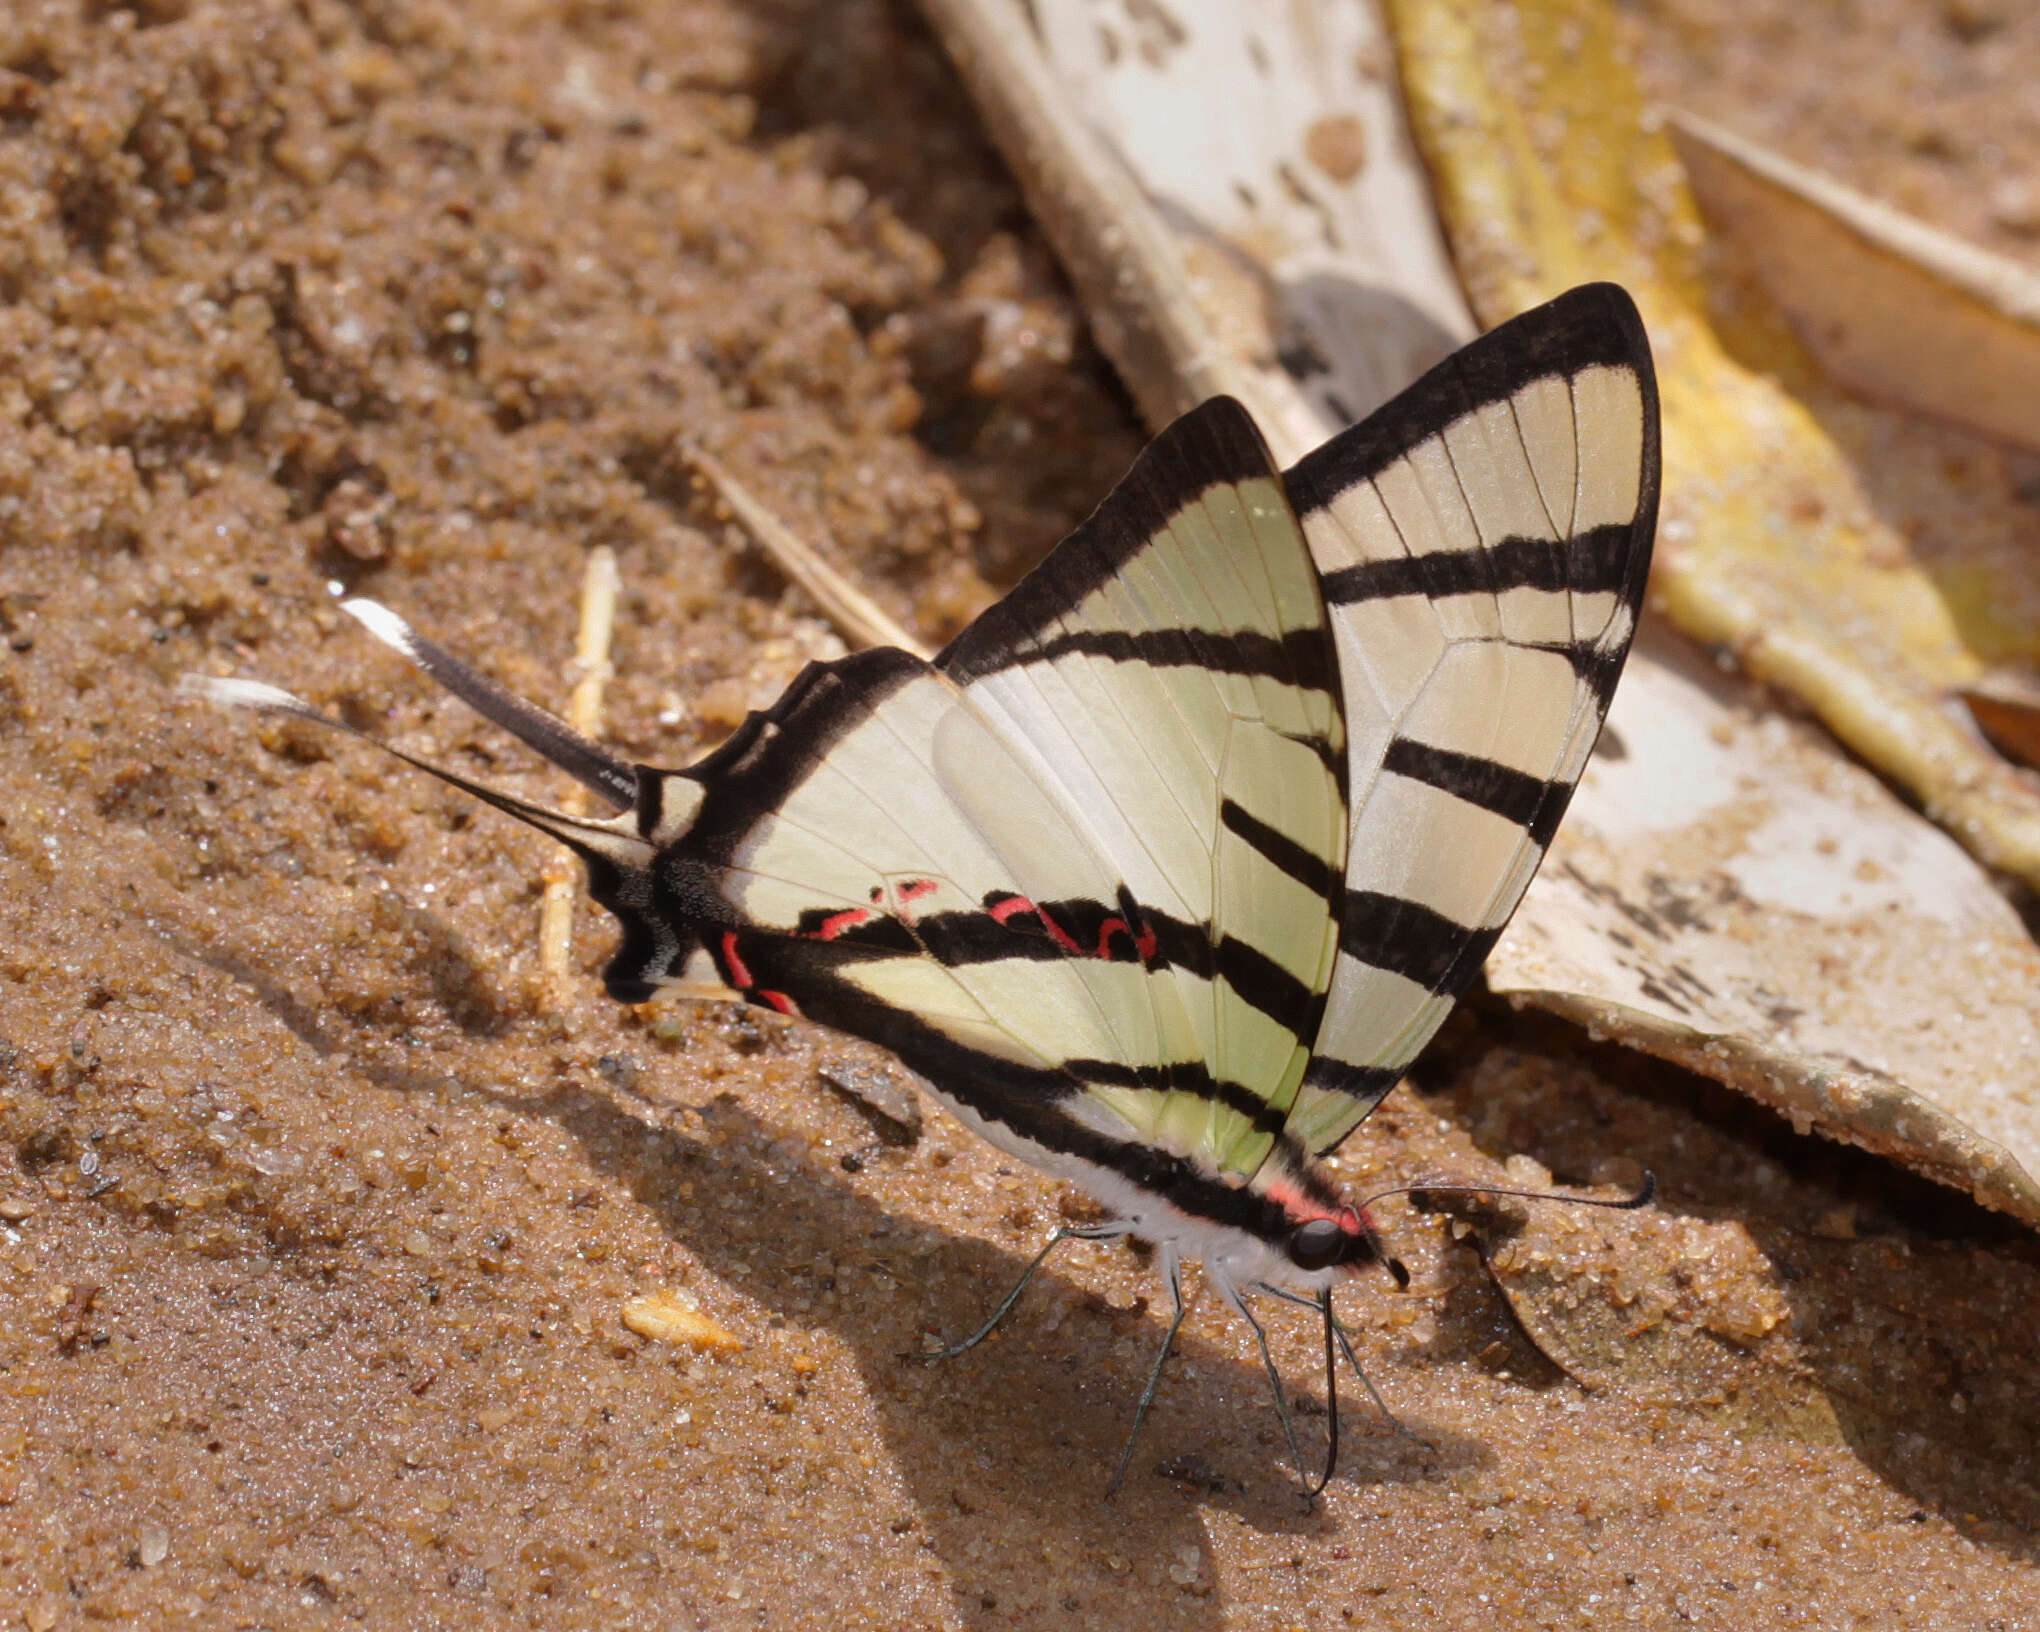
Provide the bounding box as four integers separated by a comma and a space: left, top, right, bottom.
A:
754, 990, 798, 1017
720, 931, 754, 992
810, 908, 871, 940
1134, 920, 1158, 961
897, 878, 937, 903
988, 894, 1036, 927
1095, 917, 1131, 959
1038, 909, 1083, 956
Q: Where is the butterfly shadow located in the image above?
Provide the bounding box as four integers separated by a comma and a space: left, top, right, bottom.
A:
166, 906, 1484, 1617
546, 1085, 1481, 1627
1429, 1009, 2040, 1566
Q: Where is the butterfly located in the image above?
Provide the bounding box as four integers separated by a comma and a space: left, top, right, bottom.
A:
185, 281, 1660, 1495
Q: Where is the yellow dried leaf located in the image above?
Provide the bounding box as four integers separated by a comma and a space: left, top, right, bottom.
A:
1963, 676, 2040, 773
1668, 109, 2040, 458
1384, 0, 2040, 888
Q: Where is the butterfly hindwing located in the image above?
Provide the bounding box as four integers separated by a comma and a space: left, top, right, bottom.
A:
1280, 282, 1660, 1154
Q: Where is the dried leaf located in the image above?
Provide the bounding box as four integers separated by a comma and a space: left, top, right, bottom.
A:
1385, 0, 2040, 889
1492, 631, 2040, 1226
818, 1057, 926, 1146
918, 0, 1474, 461
539, 546, 621, 987
1479, 1186, 1842, 1439
1667, 108, 2040, 455
1963, 673, 2040, 772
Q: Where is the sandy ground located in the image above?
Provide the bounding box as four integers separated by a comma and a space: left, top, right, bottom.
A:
1, 1, 2037, 1628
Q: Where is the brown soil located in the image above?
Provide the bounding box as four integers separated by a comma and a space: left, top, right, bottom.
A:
1621, 0, 2040, 259
1, 2, 2035, 1629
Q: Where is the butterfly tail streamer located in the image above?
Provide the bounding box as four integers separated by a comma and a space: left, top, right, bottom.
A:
175, 673, 654, 874
340, 597, 640, 813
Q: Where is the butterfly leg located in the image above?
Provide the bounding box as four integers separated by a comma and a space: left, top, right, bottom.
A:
1230, 1286, 1336, 1501
912, 1223, 1126, 1364
1254, 1282, 1431, 1450
1106, 1246, 1189, 1497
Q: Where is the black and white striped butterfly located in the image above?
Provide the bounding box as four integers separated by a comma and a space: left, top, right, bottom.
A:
186, 283, 1659, 1494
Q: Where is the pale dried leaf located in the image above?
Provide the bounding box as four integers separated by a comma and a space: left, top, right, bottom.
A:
1668, 108, 2040, 454
1491, 631, 2040, 1226
918, 0, 1472, 460
620, 1290, 744, 1353
539, 545, 621, 984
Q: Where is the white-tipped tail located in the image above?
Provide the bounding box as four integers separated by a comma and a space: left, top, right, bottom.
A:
177, 668, 653, 869
336, 594, 638, 811
339, 597, 420, 657
177, 674, 316, 716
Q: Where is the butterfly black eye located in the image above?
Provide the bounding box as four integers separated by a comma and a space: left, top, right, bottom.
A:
1288, 1217, 1349, 1271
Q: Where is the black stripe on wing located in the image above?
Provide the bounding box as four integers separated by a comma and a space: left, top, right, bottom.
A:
938, 395, 1297, 684
779, 895, 1324, 1052
1065, 1057, 1295, 1144
1021, 624, 1334, 684
1286, 282, 1651, 511
1381, 739, 1568, 848
1384, 758, 1581, 1012
1339, 892, 1503, 992
1318, 521, 1639, 605
1300, 1053, 1401, 1110
1219, 798, 1339, 899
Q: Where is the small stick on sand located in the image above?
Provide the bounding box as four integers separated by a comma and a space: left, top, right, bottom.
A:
683, 442, 930, 661
538, 546, 621, 991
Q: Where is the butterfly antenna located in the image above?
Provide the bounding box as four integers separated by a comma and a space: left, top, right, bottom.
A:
177, 675, 653, 872
1107, 1249, 1189, 1498
1361, 1171, 1656, 1214
910, 1223, 1124, 1364
1316, 1288, 1340, 1496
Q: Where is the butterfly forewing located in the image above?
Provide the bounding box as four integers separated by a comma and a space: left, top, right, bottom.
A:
1281, 283, 1659, 1154
721, 660, 1173, 1075
633, 399, 1346, 1192
937, 398, 1347, 1184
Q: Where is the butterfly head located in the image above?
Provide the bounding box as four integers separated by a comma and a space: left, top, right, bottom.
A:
1278, 1201, 1407, 1288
